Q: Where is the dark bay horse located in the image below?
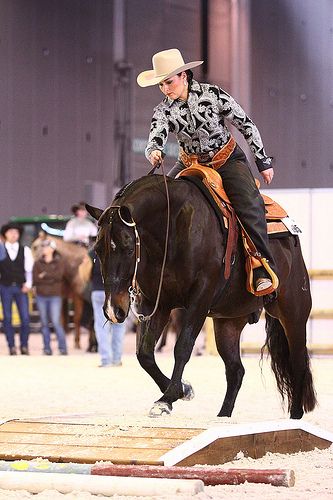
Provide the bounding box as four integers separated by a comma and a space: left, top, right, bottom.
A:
87, 174, 317, 419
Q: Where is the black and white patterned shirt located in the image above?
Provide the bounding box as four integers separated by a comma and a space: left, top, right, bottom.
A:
145, 80, 272, 172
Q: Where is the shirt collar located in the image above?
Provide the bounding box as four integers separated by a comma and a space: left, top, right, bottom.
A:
5, 241, 19, 250
164, 79, 202, 108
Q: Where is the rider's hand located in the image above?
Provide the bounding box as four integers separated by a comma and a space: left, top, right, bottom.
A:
260, 167, 274, 185
149, 150, 162, 166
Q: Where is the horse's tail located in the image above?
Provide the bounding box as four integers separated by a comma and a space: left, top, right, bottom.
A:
262, 313, 317, 414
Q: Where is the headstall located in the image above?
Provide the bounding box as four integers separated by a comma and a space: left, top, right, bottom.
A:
108, 160, 170, 323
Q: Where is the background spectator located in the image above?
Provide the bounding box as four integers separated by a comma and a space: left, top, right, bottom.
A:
63, 202, 97, 247
89, 250, 126, 367
33, 239, 68, 355
0, 222, 33, 355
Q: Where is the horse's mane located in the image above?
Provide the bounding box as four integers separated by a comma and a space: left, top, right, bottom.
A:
114, 175, 164, 203
96, 175, 171, 260
100, 175, 167, 226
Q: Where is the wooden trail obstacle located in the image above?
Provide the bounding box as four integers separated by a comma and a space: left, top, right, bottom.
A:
0, 419, 331, 468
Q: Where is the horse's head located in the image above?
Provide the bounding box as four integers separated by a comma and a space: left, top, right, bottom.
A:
86, 203, 136, 323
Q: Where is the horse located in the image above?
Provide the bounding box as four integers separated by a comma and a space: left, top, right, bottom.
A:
31, 234, 97, 350
86, 173, 317, 419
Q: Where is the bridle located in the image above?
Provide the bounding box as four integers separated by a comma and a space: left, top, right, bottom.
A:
109, 159, 170, 322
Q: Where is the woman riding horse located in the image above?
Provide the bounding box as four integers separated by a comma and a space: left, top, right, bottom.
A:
87, 173, 316, 420
137, 48, 277, 294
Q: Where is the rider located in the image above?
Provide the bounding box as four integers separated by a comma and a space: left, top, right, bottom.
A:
137, 48, 277, 294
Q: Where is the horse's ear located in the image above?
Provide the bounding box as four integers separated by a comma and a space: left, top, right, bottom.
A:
85, 204, 103, 221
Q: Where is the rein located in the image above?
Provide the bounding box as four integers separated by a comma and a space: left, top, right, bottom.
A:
112, 160, 170, 322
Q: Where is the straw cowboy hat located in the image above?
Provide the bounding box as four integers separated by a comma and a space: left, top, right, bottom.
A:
137, 49, 203, 87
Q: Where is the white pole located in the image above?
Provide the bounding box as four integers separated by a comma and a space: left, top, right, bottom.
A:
0, 471, 204, 497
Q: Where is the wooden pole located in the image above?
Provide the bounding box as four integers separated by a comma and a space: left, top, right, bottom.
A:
91, 464, 295, 487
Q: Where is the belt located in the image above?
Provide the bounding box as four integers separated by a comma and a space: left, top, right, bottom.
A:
179, 136, 236, 170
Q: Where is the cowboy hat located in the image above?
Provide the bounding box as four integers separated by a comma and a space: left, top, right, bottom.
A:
1, 222, 24, 239
137, 49, 203, 87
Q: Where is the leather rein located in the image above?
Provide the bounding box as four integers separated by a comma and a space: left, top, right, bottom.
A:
110, 160, 170, 322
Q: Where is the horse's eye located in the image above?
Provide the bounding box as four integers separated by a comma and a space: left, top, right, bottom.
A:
127, 248, 134, 256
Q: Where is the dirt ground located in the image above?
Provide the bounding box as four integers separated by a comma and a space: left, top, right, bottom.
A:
0, 329, 332, 499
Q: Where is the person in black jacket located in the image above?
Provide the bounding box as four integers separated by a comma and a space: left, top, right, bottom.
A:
0, 222, 33, 355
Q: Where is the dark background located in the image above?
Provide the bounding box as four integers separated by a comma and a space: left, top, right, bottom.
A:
0, 0, 332, 221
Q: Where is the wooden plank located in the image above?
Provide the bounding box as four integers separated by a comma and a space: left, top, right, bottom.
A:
0, 443, 165, 465
0, 421, 201, 440
241, 343, 333, 355
308, 269, 333, 279
0, 431, 188, 450
0, 421, 203, 466
310, 309, 333, 319
308, 345, 333, 355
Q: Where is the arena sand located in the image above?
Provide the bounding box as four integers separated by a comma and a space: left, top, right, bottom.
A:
0, 330, 332, 499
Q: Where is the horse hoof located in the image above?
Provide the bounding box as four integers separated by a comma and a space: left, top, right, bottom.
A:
148, 402, 172, 418
181, 380, 195, 401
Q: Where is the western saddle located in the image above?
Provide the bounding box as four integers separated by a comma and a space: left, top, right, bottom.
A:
177, 165, 287, 296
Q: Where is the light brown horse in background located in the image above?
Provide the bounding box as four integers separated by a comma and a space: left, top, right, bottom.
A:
32, 233, 93, 349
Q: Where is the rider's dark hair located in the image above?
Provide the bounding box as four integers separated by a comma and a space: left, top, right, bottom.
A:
177, 69, 194, 90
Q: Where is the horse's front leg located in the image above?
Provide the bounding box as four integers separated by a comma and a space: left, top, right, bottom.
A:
153, 306, 206, 412
136, 308, 173, 414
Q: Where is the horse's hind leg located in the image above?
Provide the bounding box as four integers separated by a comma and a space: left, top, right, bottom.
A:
155, 317, 171, 352
214, 316, 248, 417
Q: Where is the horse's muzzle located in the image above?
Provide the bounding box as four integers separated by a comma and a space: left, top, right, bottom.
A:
103, 292, 129, 323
